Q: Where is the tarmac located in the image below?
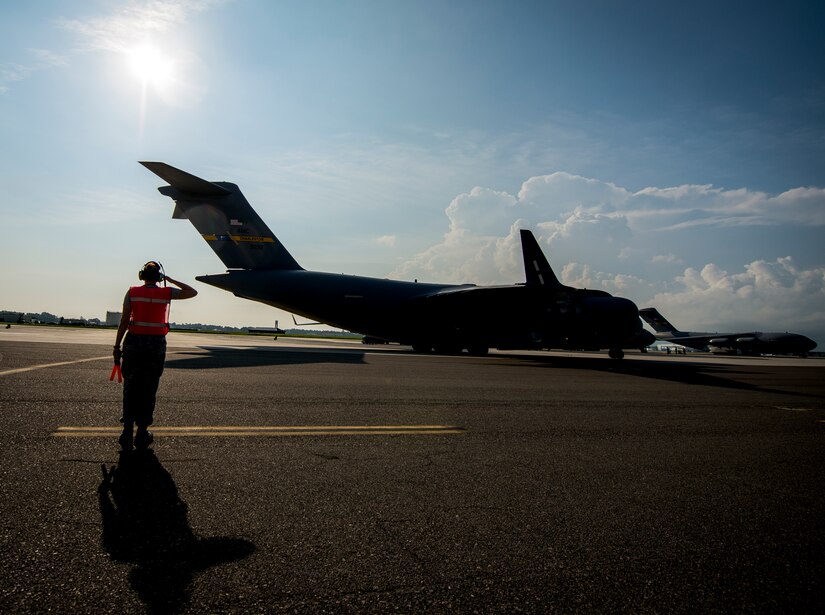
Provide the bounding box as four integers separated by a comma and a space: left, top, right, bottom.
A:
1, 325, 823, 613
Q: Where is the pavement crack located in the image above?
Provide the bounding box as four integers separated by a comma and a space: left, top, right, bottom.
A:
311, 452, 341, 460
376, 519, 433, 574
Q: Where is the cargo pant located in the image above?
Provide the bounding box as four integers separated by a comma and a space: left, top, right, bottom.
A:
121, 333, 167, 428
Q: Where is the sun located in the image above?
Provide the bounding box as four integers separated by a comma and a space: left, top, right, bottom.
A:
126, 43, 175, 91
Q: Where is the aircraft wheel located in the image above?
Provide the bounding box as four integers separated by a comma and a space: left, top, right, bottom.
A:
608, 348, 624, 359
412, 343, 432, 353
434, 344, 462, 355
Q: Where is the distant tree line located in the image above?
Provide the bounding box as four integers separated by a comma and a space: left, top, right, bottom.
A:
1, 309, 359, 338
0, 311, 62, 324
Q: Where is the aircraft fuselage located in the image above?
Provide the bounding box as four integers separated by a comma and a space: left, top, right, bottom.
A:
198, 269, 642, 352
707, 332, 817, 356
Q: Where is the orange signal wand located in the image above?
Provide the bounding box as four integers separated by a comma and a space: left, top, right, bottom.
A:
110, 364, 122, 383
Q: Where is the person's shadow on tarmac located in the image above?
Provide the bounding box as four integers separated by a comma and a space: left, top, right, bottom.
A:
99, 450, 255, 614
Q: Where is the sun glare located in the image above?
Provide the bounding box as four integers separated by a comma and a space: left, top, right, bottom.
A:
126, 43, 175, 90
125, 42, 180, 137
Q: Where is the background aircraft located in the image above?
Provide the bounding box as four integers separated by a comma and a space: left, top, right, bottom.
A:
141, 162, 644, 358
639, 307, 817, 356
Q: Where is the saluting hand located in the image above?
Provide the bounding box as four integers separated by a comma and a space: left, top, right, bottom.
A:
163, 275, 198, 299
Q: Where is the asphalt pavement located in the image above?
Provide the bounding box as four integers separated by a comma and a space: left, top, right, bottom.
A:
1, 326, 823, 613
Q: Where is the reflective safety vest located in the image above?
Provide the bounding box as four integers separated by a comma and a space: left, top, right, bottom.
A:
128, 285, 172, 335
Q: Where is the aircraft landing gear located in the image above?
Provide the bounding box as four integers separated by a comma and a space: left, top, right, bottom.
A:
608, 348, 624, 359
466, 345, 489, 356
433, 343, 463, 355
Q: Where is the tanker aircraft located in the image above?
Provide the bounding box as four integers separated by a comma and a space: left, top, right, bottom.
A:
640, 307, 817, 356
140, 161, 644, 358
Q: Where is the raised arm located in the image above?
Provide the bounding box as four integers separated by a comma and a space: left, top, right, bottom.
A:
164, 276, 198, 300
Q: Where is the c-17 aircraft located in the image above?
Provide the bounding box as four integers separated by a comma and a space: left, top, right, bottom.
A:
140, 161, 644, 358
639, 307, 817, 356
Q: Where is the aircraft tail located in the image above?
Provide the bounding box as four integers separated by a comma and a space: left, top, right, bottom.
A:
520, 229, 564, 288
140, 161, 302, 271
639, 307, 681, 334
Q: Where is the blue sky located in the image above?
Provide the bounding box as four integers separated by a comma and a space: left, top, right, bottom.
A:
2, 0, 824, 345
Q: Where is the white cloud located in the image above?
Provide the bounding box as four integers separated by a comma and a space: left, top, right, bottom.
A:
446, 187, 517, 234
390, 172, 825, 343
375, 235, 396, 247
648, 257, 825, 335
652, 253, 683, 265
629, 184, 825, 229
518, 172, 630, 214
58, 0, 223, 53
30, 48, 68, 67
0, 48, 67, 92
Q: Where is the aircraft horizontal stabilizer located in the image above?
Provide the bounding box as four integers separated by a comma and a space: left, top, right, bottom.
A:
139, 161, 230, 196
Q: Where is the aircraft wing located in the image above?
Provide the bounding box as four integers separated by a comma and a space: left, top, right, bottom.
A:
408, 284, 528, 317
652, 332, 753, 350
415, 284, 525, 302
652, 334, 714, 349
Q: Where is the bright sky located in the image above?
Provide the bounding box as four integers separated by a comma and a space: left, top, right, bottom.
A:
2, 1, 824, 345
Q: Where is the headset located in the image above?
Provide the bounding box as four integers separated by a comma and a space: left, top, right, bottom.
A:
138, 261, 166, 285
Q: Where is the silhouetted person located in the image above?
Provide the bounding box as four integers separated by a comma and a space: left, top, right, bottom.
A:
114, 261, 197, 450
99, 451, 254, 613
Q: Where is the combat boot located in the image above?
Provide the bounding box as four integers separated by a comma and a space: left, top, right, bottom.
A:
135, 427, 154, 449
119, 423, 134, 450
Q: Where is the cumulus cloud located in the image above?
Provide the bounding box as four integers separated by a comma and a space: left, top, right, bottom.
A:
648, 257, 825, 334
392, 225, 523, 284
390, 172, 825, 342
445, 187, 517, 234
518, 173, 630, 214
375, 234, 396, 247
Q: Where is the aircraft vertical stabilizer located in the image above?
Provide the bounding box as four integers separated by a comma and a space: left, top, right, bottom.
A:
140, 161, 302, 271
520, 229, 564, 288
639, 308, 680, 334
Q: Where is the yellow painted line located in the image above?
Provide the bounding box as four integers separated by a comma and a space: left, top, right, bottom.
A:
0, 356, 111, 377
53, 425, 466, 437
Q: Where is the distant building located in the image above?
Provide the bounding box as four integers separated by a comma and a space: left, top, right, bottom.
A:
106, 311, 122, 326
